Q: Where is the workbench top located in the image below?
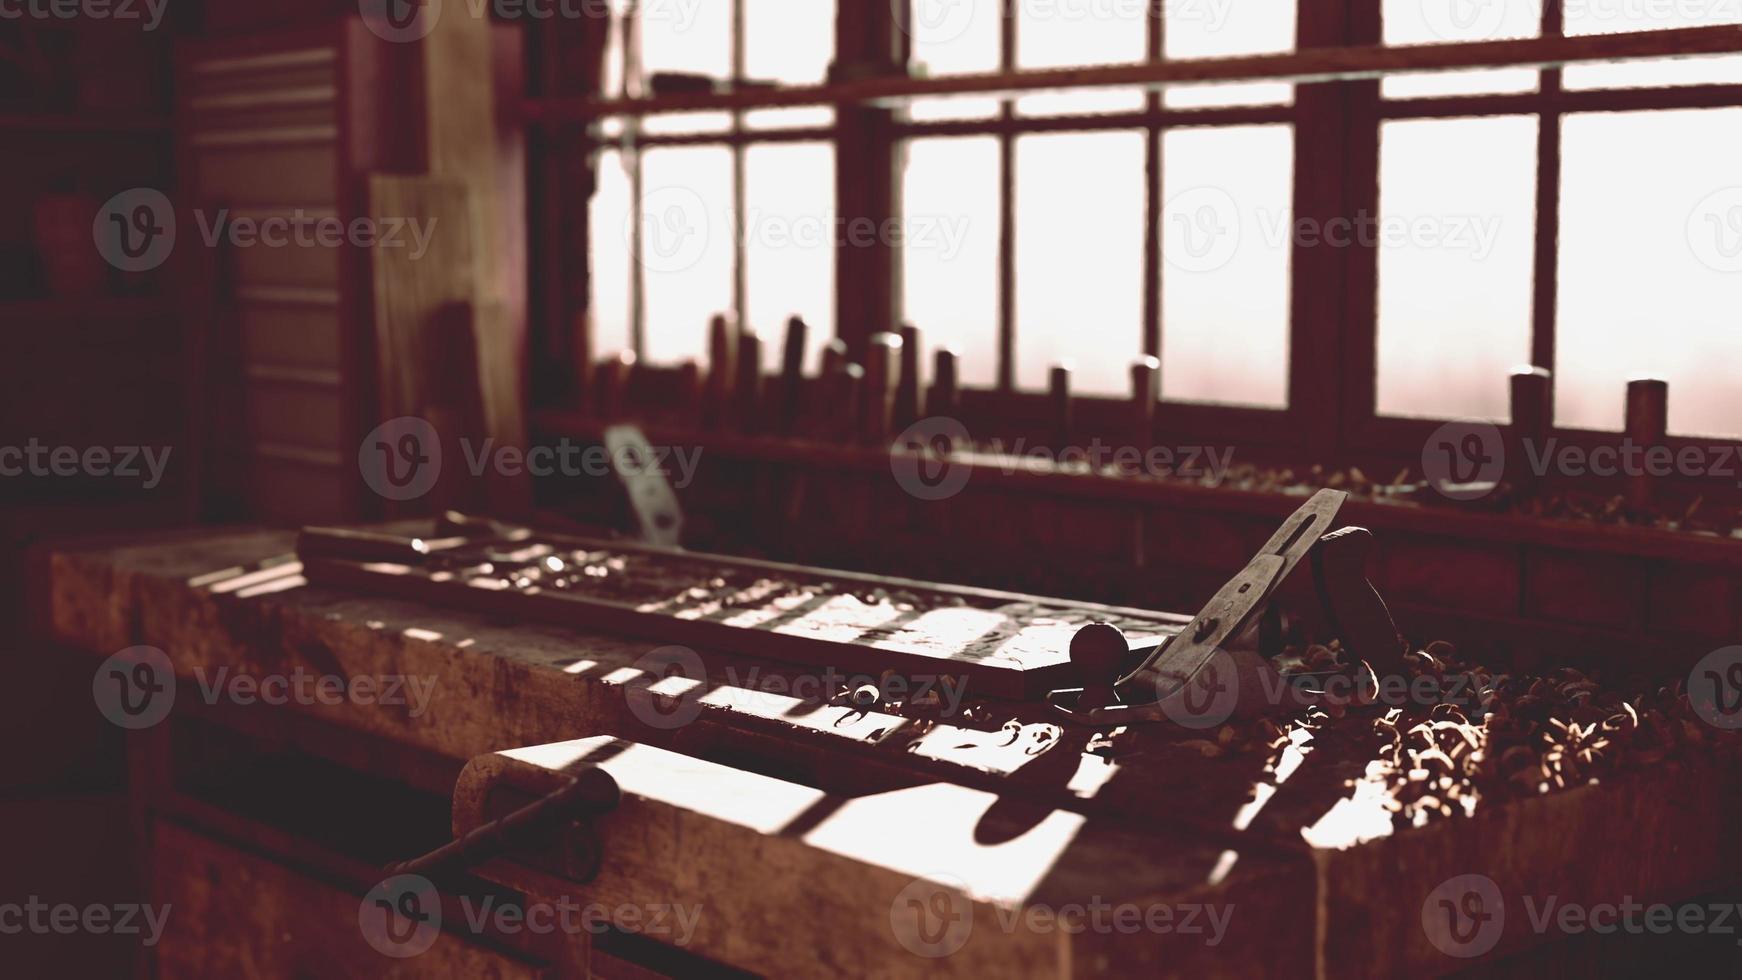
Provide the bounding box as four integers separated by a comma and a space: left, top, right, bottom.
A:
45, 527, 1742, 978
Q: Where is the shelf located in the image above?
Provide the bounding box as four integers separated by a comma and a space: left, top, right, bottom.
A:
523, 24, 1742, 122
531, 408, 1742, 571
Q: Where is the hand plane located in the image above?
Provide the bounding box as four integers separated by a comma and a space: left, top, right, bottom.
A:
1047, 489, 1405, 727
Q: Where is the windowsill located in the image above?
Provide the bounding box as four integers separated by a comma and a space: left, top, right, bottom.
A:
532, 408, 1742, 570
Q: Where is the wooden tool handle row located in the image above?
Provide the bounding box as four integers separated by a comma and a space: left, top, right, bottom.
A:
1509, 368, 1673, 509
587, 316, 1183, 453
589, 316, 971, 446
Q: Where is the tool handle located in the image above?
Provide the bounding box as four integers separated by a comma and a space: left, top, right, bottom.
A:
1310, 527, 1404, 676
779, 316, 809, 434
385, 766, 619, 882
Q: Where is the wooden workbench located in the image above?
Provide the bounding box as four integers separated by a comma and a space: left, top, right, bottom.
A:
45, 527, 1742, 978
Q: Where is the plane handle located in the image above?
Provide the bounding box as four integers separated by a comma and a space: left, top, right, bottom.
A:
1310, 527, 1406, 677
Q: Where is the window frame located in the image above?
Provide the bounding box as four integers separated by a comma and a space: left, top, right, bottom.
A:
1347, 2, 1742, 461
531, 1, 1742, 479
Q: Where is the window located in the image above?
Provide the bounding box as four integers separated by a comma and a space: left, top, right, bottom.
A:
1558, 109, 1742, 437
1373, 2, 1742, 438
898, 2, 1300, 407
1375, 116, 1536, 421
1161, 125, 1293, 408
902, 137, 1001, 389
537, 1, 1742, 461
578, 1, 838, 368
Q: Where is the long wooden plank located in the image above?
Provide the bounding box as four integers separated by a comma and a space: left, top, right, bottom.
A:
453, 737, 1311, 979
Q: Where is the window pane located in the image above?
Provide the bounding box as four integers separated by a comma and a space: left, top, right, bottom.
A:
908, 0, 1002, 121
910, 0, 1000, 74
903, 137, 1000, 389
744, 143, 836, 372
642, 112, 733, 136
1017, 2, 1146, 116
1557, 109, 1742, 437
1564, 2, 1742, 89
639, 1, 731, 80
1382, 0, 1538, 98
590, 148, 634, 358
1164, 0, 1296, 109
1015, 132, 1146, 395
745, 107, 837, 130
600, 0, 629, 99
1161, 125, 1293, 409
639, 146, 735, 365
1376, 116, 1536, 421
744, 0, 834, 86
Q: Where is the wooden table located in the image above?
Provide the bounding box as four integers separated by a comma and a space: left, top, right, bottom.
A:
45, 528, 1742, 978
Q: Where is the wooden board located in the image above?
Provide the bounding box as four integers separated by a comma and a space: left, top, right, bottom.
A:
453, 736, 1311, 979
43, 527, 1742, 977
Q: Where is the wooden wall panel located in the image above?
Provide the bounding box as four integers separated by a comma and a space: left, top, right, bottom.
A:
239, 305, 343, 370
1375, 537, 1521, 617
1527, 550, 1643, 629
